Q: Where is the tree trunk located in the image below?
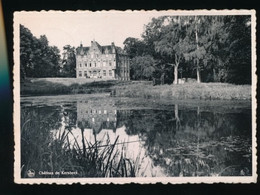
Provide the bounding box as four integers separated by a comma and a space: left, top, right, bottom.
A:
175, 104, 180, 130
196, 66, 201, 83
160, 72, 165, 85
213, 68, 216, 82
20, 63, 27, 82
195, 16, 201, 83
173, 65, 178, 84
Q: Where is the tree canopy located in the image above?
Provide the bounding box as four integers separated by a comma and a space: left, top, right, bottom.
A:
60, 45, 76, 77
124, 15, 252, 85
20, 24, 61, 78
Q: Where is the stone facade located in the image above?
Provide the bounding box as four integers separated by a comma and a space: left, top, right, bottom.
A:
76, 40, 130, 80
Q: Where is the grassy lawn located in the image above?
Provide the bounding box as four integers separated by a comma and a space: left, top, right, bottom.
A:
21, 78, 122, 96
113, 82, 251, 100
21, 78, 251, 100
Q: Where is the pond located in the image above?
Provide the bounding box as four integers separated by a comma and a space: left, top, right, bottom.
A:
20, 94, 252, 178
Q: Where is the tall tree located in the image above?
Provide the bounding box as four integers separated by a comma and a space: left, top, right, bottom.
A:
153, 16, 190, 84
61, 45, 76, 77
20, 24, 61, 78
130, 55, 155, 80
20, 24, 38, 78
123, 37, 146, 59
142, 16, 169, 58
123, 15, 251, 85
181, 16, 228, 83
224, 15, 251, 84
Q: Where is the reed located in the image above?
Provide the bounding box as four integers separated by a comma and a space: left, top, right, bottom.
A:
21, 109, 137, 178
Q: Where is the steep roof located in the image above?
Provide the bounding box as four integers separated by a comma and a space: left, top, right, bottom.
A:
76, 41, 126, 55
76, 46, 89, 55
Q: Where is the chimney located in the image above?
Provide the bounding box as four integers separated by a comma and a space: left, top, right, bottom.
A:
111, 42, 115, 53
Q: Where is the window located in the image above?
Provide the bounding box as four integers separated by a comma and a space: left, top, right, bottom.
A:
79, 71, 82, 77
84, 71, 87, 77
85, 63, 87, 67
109, 70, 112, 76
94, 62, 96, 67
79, 63, 82, 67
103, 70, 106, 76
109, 61, 112, 66
90, 63, 92, 67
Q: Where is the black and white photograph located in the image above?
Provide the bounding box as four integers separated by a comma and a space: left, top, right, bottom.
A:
13, 10, 257, 184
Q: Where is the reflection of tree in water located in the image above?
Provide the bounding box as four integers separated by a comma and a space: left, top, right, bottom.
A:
120, 105, 252, 176
63, 102, 252, 177
63, 103, 77, 131
21, 99, 252, 177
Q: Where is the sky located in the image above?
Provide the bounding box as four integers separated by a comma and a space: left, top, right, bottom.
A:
16, 11, 175, 52
16, 10, 253, 53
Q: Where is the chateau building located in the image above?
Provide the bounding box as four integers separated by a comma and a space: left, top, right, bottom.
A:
76, 40, 130, 80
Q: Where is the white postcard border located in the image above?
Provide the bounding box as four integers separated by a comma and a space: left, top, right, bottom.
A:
13, 9, 257, 184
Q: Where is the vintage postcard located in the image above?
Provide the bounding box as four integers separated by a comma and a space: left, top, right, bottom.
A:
13, 10, 257, 184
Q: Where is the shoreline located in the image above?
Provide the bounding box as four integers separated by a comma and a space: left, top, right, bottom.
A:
21, 78, 252, 101
20, 93, 251, 115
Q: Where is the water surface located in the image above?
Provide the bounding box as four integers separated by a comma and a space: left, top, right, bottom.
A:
21, 94, 252, 178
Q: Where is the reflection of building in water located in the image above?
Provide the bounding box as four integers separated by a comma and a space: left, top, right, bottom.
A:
116, 110, 132, 130
77, 99, 118, 134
